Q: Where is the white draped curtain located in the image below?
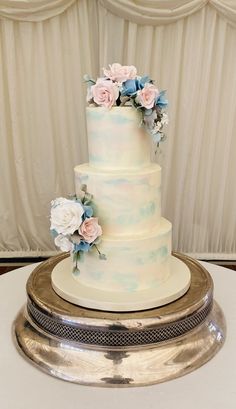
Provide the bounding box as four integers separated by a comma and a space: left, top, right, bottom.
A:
0, 0, 236, 259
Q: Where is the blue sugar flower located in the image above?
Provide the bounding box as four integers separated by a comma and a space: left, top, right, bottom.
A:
137, 76, 150, 89
121, 76, 151, 96
121, 79, 137, 96
75, 241, 90, 252
156, 90, 168, 108
83, 205, 93, 218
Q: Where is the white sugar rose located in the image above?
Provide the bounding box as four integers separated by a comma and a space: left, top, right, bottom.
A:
54, 235, 74, 252
51, 197, 68, 208
103, 63, 137, 83
136, 83, 159, 109
91, 78, 119, 109
50, 198, 84, 235
79, 217, 102, 244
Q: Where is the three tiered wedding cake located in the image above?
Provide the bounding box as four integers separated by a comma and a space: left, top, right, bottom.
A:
50, 64, 191, 311
13, 64, 225, 388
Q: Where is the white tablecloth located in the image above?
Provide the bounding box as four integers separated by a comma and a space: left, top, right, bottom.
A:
0, 261, 235, 409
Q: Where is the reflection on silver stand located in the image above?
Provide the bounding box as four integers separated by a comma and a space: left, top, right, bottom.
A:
13, 252, 226, 387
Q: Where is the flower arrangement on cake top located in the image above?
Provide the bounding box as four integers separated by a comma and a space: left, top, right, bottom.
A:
85, 63, 168, 146
50, 185, 105, 275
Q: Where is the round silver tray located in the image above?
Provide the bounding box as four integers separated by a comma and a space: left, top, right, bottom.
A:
13, 252, 226, 387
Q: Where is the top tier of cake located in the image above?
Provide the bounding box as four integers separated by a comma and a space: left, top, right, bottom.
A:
87, 107, 150, 170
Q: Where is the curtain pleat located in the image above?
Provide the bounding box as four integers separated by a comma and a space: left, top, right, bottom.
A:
0, 1, 90, 256
98, 1, 207, 25
1, 0, 236, 24
0, 0, 236, 258
0, 0, 76, 21
99, 0, 236, 26
211, 0, 236, 27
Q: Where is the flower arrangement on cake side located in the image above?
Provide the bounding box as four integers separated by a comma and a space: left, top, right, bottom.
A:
50, 185, 105, 275
85, 62, 168, 146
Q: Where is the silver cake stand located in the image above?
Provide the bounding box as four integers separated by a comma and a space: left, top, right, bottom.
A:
13, 252, 226, 387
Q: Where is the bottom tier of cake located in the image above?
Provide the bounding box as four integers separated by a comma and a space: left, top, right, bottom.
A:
51, 254, 191, 312
72, 217, 172, 292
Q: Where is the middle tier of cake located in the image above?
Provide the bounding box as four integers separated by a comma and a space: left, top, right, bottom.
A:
75, 163, 162, 236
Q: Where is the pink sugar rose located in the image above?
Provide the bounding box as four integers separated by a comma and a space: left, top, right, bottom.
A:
136, 83, 159, 109
103, 63, 137, 83
91, 78, 119, 109
79, 217, 102, 244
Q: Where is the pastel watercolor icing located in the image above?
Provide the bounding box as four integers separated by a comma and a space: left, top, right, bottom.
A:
86, 107, 150, 170
71, 106, 173, 293
72, 218, 172, 292
74, 163, 162, 236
